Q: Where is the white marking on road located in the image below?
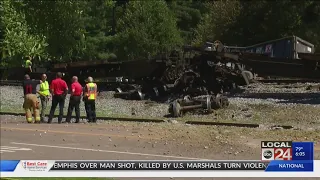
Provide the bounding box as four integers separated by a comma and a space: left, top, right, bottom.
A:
11, 142, 210, 160
0, 146, 32, 154
1, 146, 20, 148
0, 150, 15, 153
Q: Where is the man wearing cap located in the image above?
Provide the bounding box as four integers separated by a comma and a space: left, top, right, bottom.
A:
66, 76, 82, 123
83, 76, 98, 123
37, 74, 50, 122
48, 72, 68, 124
22, 74, 42, 123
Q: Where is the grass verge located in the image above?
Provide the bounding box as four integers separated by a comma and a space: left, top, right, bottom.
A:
0, 178, 113, 180
173, 103, 320, 127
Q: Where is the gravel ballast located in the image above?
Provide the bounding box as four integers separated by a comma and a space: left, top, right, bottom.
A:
0, 86, 168, 118
1, 83, 320, 128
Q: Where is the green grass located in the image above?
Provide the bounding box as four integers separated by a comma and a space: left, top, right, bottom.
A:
0, 178, 113, 180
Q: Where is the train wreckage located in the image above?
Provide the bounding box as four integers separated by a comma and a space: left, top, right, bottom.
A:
1, 36, 320, 117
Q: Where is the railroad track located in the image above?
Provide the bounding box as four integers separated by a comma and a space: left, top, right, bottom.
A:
254, 79, 320, 84
0, 111, 294, 129
0, 80, 22, 86
1, 78, 319, 87
0, 80, 113, 87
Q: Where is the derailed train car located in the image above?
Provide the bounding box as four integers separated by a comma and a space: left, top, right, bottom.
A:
47, 48, 251, 101
2, 35, 319, 117
222, 36, 315, 59
241, 36, 315, 59
2, 36, 319, 111
211, 36, 319, 79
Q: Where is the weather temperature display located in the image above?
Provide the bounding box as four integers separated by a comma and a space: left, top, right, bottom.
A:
262, 141, 314, 172
294, 147, 305, 157
292, 142, 314, 160
295, 151, 305, 157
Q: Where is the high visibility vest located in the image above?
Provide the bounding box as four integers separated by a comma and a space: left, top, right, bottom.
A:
25, 60, 32, 68
39, 81, 50, 96
85, 83, 97, 100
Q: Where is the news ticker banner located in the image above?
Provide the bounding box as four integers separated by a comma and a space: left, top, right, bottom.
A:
1, 160, 319, 177
0, 141, 317, 177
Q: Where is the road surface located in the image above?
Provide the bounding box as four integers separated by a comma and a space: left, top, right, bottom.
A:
0, 115, 318, 180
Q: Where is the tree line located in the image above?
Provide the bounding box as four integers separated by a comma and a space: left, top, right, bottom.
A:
1, 0, 320, 67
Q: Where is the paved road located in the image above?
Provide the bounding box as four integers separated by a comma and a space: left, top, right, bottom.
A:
1, 123, 203, 160
1, 117, 318, 180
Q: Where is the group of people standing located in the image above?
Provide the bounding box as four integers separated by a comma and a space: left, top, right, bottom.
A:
22, 72, 98, 124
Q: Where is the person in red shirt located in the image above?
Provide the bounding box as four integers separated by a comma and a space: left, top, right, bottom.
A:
66, 76, 83, 123
48, 72, 68, 124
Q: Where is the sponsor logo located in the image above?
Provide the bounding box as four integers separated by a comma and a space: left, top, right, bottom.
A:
21, 160, 48, 171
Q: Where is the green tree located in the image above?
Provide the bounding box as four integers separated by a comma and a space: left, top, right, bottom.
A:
80, 0, 115, 61
192, 0, 320, 52
166, 0, 207, 44
16, 0, 86, 61
192, 0, 242, 47
233, 0, 313, 46
114, 0, 183, 61
0, 1, 6, 63
0, 0, 48, 67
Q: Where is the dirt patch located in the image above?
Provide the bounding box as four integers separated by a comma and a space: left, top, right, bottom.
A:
175, 103, 320, 128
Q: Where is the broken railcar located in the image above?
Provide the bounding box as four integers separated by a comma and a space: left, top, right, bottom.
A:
49, 54, 180, 99
237, 36, 320, 79
49, 47, 250, 102
205, 36, 320, 79
220, 36, 315, 59
241, 36, 315, 59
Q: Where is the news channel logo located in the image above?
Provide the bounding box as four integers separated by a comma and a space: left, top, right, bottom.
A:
20, 160, 48, 171
261, 141, 293, 161
261, 149, 274, 161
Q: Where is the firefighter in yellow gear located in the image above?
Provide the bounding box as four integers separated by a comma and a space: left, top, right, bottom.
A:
83, 76, 98, 123
22, 74, 42, 123
23, 94, 41, 123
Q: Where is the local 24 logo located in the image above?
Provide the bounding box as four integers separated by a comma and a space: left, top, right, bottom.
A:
261, 141, 293, 161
